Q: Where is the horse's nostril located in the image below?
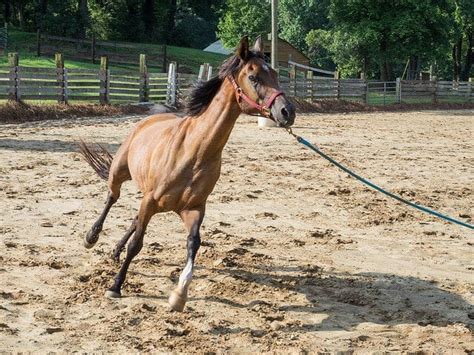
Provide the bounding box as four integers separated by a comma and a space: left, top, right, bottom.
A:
281, 107, 289, 118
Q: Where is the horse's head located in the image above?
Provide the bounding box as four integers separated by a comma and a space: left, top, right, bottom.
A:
225, 36, 296, 128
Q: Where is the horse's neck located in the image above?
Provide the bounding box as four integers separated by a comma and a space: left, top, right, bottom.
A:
194, 79, 241, 155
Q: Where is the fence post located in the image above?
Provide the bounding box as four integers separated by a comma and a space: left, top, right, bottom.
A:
289, 64, 296, 97
364, 80, 369, 105
198, 63, 210, 81
306, 70, 313, 101
469, 78, 473, 103
198, 64, 205, 81
334, 70, 340, 99
91, 35, 96, 64
162, 44, 167, 73
139, 54, 149, 102
36, 29, 41, 57
396, 77, 401, 103
8, 52, 19, 102
432, 77, 437, 104
55, 52, 67, 104
166, 61, 177, 106
99, 56, 109, 105
207, 65, 213, 81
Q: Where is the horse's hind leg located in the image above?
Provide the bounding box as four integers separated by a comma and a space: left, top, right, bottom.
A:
112, 216, 138, 262
84, 146, 131, 249
169, 207, 204, 312
105, 195, 155, 298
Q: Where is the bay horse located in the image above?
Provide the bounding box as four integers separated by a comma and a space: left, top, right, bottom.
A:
79, 36, 296, 312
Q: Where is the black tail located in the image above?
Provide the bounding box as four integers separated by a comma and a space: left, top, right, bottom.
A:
78, 140, 113, 181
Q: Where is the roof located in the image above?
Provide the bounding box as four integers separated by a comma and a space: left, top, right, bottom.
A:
262, 37, 310, 62
203, 40, 231, 55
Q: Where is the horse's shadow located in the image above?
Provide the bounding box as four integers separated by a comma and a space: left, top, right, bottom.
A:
202, 266, 473, 333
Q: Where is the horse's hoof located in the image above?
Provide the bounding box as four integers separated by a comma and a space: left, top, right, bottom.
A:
105, 290, 121, 299
83, 238, 96, 249
169, 290, 187, 312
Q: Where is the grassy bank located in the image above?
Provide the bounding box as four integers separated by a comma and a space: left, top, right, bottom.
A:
2, 29, 228, 73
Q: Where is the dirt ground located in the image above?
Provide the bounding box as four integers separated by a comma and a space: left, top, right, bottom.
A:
1, 110, 473, 353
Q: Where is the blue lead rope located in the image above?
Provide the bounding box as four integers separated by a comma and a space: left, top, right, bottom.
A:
287, 130, 473, 231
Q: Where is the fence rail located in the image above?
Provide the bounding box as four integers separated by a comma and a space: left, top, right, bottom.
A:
1, 54, 473, 107
1, 53, 178, 105
37, 32, 167, 72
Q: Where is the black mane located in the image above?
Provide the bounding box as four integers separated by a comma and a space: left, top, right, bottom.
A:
185, 50, 262, 116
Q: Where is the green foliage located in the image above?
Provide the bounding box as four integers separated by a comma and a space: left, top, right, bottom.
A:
305, 29, 336, 70
4, 0, 471, 79
279, 0, 330, 52
451, 0, 474, 79
308, 0, 455, 79
172, 13, 216, 49
217, 0, 270, 49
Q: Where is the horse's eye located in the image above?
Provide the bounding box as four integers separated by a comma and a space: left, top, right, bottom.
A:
249, 75, 257, 82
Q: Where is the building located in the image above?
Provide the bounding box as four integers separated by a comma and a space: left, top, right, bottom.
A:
262, 36, 310, 66
204, 37, 310, 67
203, 40, 231, 56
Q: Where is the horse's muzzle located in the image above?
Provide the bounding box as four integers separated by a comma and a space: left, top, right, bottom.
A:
272, 99, 296, 128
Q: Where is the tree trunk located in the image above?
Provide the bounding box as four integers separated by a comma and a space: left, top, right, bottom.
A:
35, 0, 48, 30
16, 2, 26, 29
4, 0, 11, 24
77, 0, 89, 39
407, 56, 421, 80
460, 31, 473, 81
165, 0, 177, 44
452, 35, 462, 81
379, 60, 393, 81
143, 0, 156, 39
362, 55, 368, 79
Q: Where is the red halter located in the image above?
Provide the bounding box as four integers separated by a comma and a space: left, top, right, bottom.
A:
228, 76, 284, 119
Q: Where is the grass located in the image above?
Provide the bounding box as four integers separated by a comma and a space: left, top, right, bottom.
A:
2, 29, 228, 73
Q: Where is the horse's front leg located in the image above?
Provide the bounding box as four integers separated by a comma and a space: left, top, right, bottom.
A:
169, 207, 204, 312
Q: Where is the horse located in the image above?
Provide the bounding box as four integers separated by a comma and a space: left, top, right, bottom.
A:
79, 36, 296, 312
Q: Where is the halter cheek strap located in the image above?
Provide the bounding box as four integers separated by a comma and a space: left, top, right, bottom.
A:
228, 76, 284, 119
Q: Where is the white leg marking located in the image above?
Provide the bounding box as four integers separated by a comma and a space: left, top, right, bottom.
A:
178, 259, 193, 292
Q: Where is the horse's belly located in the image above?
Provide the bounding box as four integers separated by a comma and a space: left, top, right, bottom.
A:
153, 166, 221, 212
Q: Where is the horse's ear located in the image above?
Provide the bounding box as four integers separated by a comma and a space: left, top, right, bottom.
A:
236, 36, 249, 61
253, 36, 264, 55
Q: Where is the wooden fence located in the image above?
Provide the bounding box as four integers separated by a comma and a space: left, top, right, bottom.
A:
37, 32, 167, 72
1, 54, 472, 106
1, 53, 173, 104
281, 62, 473, 104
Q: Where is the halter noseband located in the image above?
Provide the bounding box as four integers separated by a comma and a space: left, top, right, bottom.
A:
228, 76, 284, 120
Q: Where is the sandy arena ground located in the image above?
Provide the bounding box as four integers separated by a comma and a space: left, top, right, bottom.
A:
1, 110, 473, 352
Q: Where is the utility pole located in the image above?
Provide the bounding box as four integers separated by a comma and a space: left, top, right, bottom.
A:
271, 0, 278, 69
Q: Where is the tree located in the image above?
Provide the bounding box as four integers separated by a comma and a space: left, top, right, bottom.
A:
452, 0, 473, 80
77, 0, 89, 38
217, 0, 270, 49
143, 0, 156, 38
173, 0, 225, 48
314, 0, 454, 80
279, 0, 330, 52
305, 29, 336, 70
